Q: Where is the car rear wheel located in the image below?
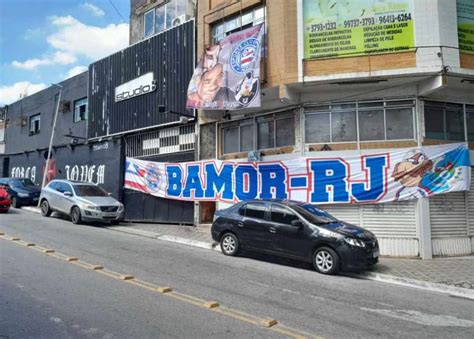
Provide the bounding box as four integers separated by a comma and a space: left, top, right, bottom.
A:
70, 206, 82, 225
220, 233, 239, 256
40, 200, 52, 217
313, 247, 340, 275
11, 197, 20, 208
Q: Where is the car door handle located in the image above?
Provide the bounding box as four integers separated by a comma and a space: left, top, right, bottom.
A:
237, 222, 244, 228
269, 227, 276, 233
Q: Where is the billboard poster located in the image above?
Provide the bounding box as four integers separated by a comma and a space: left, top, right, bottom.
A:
458, 0, 474, 54
303, 0, 415, 59
186, 24, 263, 110
124, 143, 471, 205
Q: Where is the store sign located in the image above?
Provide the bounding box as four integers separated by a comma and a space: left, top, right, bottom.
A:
186, 24, 263, 110
115, 72, 156, 102
458, 0, 474, 54
124, 143, 471, 205
303, 0, 415, 59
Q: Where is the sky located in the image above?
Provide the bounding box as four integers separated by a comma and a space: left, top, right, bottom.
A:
0, 0, 130, 106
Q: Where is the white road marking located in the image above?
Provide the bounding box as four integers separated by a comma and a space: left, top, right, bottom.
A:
360, 307, 474, 328
49, 317, 62, 323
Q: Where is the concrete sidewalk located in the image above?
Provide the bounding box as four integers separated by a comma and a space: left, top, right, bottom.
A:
21, 206, 474, 299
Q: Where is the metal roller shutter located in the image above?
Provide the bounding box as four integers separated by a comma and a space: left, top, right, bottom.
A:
321, 204, 361, 226
467, 168, 474, 236
430, 192, 468, 238
361, 201, 417, 238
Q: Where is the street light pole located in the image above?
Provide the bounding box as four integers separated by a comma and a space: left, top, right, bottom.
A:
40, 84, 62, 195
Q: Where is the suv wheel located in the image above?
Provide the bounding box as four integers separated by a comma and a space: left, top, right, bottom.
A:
11, 197, 20, 208
41, 200, 52, 217
70, 206, 82, 225
220, 233, 239, 256
313, 247, 340, 275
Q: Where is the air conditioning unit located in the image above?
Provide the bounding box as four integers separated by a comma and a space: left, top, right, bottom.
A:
172, 14, 187, 27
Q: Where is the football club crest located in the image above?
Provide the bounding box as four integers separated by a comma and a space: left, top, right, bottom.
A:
230, 38, 260, 74
144, 163, 161, 193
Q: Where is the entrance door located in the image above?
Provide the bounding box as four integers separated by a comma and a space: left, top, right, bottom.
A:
2, 157, 9, 177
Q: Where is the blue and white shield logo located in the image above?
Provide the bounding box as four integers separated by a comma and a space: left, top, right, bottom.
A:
230, 38, 260, 74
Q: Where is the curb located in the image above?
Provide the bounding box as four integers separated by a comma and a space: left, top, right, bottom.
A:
19, 206, 473, 299
348, 271, 474, 300
21, 206, 41, 214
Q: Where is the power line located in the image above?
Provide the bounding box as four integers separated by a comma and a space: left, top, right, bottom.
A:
109, 0, 126, 22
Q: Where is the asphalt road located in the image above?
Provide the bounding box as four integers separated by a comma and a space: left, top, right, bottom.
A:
1, 209, 473, 338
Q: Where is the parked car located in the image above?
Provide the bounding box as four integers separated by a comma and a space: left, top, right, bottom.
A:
211, 200, 379, 275
39, 179, 124, 225
0, 178, 41, 208
0, 184, 11, 213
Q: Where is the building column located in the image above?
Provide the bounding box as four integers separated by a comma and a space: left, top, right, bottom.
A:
416, 197, 432, 259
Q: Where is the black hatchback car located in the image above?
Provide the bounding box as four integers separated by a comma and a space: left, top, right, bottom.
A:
0, 178, 41, 208
211, 200, 379, 275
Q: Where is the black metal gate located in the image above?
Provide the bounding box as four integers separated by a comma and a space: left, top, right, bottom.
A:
123, 149, 195, 224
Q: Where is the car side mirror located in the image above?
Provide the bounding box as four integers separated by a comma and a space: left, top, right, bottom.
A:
64, 191, 73, 197
291, 219, 303, 229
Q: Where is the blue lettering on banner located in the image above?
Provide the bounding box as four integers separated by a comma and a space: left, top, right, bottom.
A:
258, 163, 288, 200
235, 164, 258, 200
352, 155, 389, 202
183, 164, 204, 199
204, 163, 234, 200
310, 159, 349, 203
166, 165, 182, 198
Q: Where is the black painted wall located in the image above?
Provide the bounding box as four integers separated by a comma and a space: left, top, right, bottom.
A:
88, 20, 195, 138
1, 140, 123, 199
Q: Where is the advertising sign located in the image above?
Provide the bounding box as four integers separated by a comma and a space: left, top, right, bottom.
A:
458, 0, 474, 54
186, 24, 263, 110
303, 0, 415, 59
115, 72, 156, 102
124, 143, 470, 205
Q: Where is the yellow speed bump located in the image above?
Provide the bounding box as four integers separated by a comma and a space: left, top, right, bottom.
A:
67, 257, 79, 262
11, 237, 20, 241
91, 265, 104, 270
26, 243, 36, 246
259, 319, 278, 328
120, 275, 135, 280
157, 287, 173, 293
43, 249, 55, 253
203, 301, 220, 309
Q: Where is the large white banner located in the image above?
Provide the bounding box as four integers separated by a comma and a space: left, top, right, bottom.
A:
124, 143, 471, 204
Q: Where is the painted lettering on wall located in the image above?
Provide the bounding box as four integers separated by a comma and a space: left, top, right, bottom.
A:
65, 164, 106, 184
11, 166, 36, 182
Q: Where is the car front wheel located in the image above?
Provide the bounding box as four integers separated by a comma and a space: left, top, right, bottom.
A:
313, 247, 340, 275
41, 200, 52, 217
70, 206, 82, 225
220, 233, 239, 256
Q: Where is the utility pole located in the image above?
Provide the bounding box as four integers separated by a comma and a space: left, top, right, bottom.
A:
40, 83, 62, 197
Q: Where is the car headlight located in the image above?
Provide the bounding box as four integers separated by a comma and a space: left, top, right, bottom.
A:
344, 237, 366, 248
81, 204, 98, 210
18, 192, 29, 197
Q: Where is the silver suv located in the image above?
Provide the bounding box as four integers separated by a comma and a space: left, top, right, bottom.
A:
40, 180, 124, 225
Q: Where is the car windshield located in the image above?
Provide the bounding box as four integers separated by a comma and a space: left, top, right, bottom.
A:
73, 184, 108, 197
10, 179, 36, 188
292, 204, 338, 224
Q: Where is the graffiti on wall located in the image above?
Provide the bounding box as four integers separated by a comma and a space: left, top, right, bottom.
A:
11, 166, 37, 182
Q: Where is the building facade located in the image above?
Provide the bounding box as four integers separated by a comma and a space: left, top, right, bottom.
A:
196, 0, 474, 258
